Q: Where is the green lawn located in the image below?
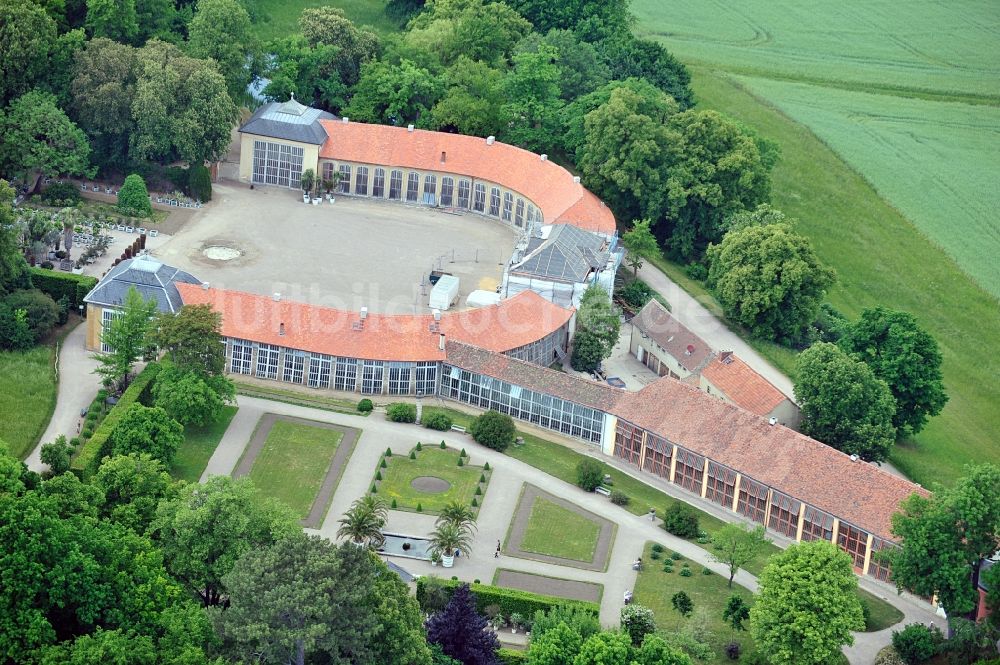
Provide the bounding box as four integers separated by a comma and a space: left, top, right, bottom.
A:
0, 346, 57, 459
171, 406, 238, 483
251, 0, 402, 41
375, 445, 487, 514
684, 69, 1000, 487
234, 381, 365, 416
518, 498, 601, 563
634, 542, 758, 663
246, 419, 343, 518
627, 0, 1000, 488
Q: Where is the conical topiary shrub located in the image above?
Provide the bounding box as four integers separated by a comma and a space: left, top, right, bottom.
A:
479, 473, 486, 483
376, 470, 383, 481
484, 462, 490, 471
385, 447, 392, 456
440, 440, 446, 449
475, 485, 482, 496
391, 498, 397, 508
410, 451, 416, 459
416, 503, 423, 512
380, 458, 387, 469
460, 448, 467, 457
471, 497, 478, 507
370, 484, 377, 493
416, 442, 423, 451
457, 457, 464, 466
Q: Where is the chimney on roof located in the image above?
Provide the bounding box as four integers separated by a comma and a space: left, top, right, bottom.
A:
279, 322, 285, 336
407, 124, 414, 132
720, 351, 733, 363
439, 333, 445, 351
540, 154, 548, 161
768, 417, 776, 426
441, 151, 446, 163
360, 306, 368, 320
273, 292, 281, 302
201, 281, 210, 290
486, 136, 495, 145
572, 176, 580, 184
342, 116, 349, 123
433, 308, 441, 321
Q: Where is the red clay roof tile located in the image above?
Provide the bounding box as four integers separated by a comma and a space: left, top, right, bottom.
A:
701, 353, 790, 416
632, 300, 714, 373
317, 121, 616, 236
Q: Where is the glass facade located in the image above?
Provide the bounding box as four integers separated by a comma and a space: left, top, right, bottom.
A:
423, 175, 437, 205
515, 198, 525, 227
339, 164, 351, 193
309, 353, 332, 388
457, 180, 471, 209
642, 433, 672, 479
256, 343, 280, 379
229, 338, 253, 374
439, 364, 605, 443
334, 357, 357, 391
801, 506, 835, 542
441, 177, 454, 207
502, 192, 513, 221
837, 522, 869, 570
736, 476, 768, 524
414, 361, 437, 395
361, 360, 384, 394
252, 140, 304, 188
673, 447, 705, 494
489, 187, 501, 216
614, 421, 643, 465
705, 461, 737, 508
387, 361, 412, 394
283, 350, 305, 384
768, 489, 801, 538
473, 183, 486, 212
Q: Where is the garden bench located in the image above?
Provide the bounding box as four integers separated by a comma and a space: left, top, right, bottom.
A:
595, 486, 611, 497
450, 424, 467, 433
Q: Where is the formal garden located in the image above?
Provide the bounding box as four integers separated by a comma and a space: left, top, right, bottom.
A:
371, 442, 490, 514
236, 415, 359, 527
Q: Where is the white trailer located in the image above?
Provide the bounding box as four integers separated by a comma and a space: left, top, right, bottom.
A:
429, 275, 460, 310
465, 290, 501, 308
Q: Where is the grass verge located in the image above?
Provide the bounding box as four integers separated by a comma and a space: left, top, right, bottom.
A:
251, 0, 402, 41
375, 445, 487, 514
245, 419, 343, 518
171, 406, 238, 483
235, 382, 365, 416
0, 345, 56, 459
634, 541, 757, 663
519, 498, 601, 563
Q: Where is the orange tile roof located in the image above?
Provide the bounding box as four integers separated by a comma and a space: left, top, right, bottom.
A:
701, 353, 790, 417
176, 284, 573, 362
614, 377, 925, 540
317, 121, 616, 236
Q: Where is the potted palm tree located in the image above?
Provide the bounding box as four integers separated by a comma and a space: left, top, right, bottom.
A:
436, 500, 478, 535
300, 169, 316, 203
336, 495, 388, 549
429, 521, 472, 568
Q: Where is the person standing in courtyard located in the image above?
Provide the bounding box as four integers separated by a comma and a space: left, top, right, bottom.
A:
495, 540, 500, 558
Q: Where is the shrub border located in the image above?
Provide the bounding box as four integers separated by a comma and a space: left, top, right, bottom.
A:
71, 362, 161, 478
28, 268, 98, 310
415, 577, 599, 620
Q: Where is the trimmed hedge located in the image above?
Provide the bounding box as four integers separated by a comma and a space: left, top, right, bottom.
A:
415, 578, 599, 620
386, 402, 417, 423
29, 268, 98, 310
497, 649, 528, 664
71, 363, 161, 478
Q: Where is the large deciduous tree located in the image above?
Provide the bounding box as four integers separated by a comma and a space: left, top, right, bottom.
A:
794, 342, 897, 462
889, 464, 1000, 617
596, 36, 693, 110
429, 57, 505, 137
0, 3, 57, 106
92, 453, 178, 534
426, 583, 500, 665
504, 0, 631, 43
220, 534, 432, 665
838, 306, 948, 435
499, 45, 564, 152
403, 0, 531, 67
151, 475, 299, 607
660, 110, 772, 262
706, 222, 835, 343
0, 90, 93, 181
344, 59, 442, 127
150, 303, 226, 375
152, 364, 233, 426
749, 540, 865, 665
574, 80, 677, 220
85, 0, 139, 44
131, 39, 237, 164
187, 0, 255, 100
298, 6, 380, 87
621, 219, 659, 277
515, 29, 610, 102
94, 286, 157, 392
108, 404, 184, 466
71, 37, 140, 168
0, 182, 28, 296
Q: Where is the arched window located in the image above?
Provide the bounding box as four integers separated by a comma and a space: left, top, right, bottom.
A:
473, 183, 486, 212
489, 187, 501, 216
457, 180, 471, 209
440, 177, 454, 206
355, 166, 369, 195
423, 175, 437, 204
502, 192, 513, 221
406, 172, 420, 202
389, 170, 403, 200
514, 198, 525, 227
338, 164, 351, 193
372, 168, 385, 197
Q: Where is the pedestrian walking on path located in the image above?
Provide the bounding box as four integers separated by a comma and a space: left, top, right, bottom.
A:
495, 540, 501, 558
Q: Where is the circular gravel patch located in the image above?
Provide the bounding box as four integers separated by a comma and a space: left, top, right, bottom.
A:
202, 245, 242, 261
411, 476, 451, 493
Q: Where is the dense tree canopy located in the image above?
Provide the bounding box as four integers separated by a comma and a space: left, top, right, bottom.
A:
152, 475, 299, 607
404, 0, 531, 67
596, 36, 693, 110
221, 534, 432, 665
889, 464, 1000, 617
838, 306, 948, 435
0, 2, 58, 106
706, 222, 836, 343
660, 110, 772, 262
344, 59, 442, 126
71, 37, 140, 167
515, 30, 610, 101
794, 342, 897, 462
429, 57, 505, 136
108, 403, 185, 465
505, 0, 631, 43
0, 182, 28, 296
499, 45, 564, 152
187, 0, 255, 100
86, 0, 140, 45
92, 453, 178, 534
153, 364, 233, 426
0, 90, 93, 181
750, 541, 864, 665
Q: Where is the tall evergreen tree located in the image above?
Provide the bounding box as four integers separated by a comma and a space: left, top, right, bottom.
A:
426, 584, 499, 665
